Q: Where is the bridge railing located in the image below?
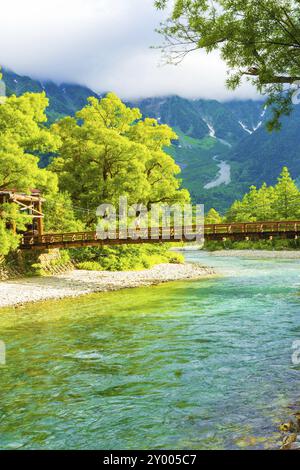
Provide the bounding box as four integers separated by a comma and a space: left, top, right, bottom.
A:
21, 225, 204, 247
22, 231, 99, 246
204, 221, 300, 235
20, 221, 300, 247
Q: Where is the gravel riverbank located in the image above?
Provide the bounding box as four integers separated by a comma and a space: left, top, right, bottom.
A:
0, 263, 215, 308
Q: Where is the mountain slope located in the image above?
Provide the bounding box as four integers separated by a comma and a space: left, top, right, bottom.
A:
132, 96, 210, 139
3, 68, 300, 212
133, 96, 300, 210
2, 69, 99, 122
229, 105, 300, 186
132, 96, 270, 210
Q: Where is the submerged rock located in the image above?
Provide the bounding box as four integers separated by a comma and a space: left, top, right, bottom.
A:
280, 411, 300, 450
279, 421, 298, 433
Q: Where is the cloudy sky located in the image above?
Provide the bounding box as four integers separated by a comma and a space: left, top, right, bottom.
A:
0, 0, 259, 101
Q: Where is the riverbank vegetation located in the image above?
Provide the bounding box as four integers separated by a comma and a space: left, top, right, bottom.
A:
207, 167, 300, 224
205, 167, 300, 250
71, 245, 184, 272
0, 70, 189, 271
226, 167, 300, 222
204, 238, 300, 252
2, 69, 300, 268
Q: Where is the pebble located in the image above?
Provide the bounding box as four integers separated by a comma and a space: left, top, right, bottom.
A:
0, 263, 216, 308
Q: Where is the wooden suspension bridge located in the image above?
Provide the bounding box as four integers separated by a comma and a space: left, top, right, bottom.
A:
21, 220, 300, 250
2, 190, 300, 251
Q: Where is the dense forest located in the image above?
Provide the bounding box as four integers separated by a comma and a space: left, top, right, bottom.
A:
1, 69, 300, 267
5, 68, 300, 214
207, 167, 300, 223
0, 75, 188, 268
205, 167, 300, 250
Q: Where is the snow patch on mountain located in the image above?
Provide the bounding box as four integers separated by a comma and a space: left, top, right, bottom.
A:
253, 121, 262, 132
239, 121, 253, 134
203, 118, 216, 138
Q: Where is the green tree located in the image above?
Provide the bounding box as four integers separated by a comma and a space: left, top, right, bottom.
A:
128, 117, 190, 208
273, 167, 300, 219
155, 0, 300, 128
43, 192, 85, 233
0, 92, 59, 194
226, 167, 300, 222
0, 89, 63, 253
205, 208, 223, 224
0, 203, 29, 255
254, 183, 276, 221
50, 93, 189, 224
226, 183, 276, 221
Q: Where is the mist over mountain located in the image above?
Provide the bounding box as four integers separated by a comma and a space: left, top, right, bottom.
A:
3, 68, 300, 212
2, 69, 99, 122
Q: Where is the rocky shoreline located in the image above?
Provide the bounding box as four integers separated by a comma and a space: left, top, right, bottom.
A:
0, 262, 215, 309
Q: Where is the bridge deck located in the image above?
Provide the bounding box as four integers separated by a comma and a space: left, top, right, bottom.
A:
20, 220, 300, 250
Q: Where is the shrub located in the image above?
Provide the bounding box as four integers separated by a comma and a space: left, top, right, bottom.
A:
71, 243, 183, 271
76, 261, 103, 271
202, 237, 300, 251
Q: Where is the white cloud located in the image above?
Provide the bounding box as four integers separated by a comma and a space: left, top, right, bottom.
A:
0, 0, 259, 100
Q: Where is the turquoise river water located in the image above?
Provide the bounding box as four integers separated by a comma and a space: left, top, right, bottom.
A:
0, 251, 299, 450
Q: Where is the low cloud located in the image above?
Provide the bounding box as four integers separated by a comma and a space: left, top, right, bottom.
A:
0, 0, 259, 101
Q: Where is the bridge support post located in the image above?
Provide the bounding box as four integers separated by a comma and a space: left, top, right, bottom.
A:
37, 199, 44, 236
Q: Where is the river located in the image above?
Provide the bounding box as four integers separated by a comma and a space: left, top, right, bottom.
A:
204, 155, 231, 189
0, 252, 299, 450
